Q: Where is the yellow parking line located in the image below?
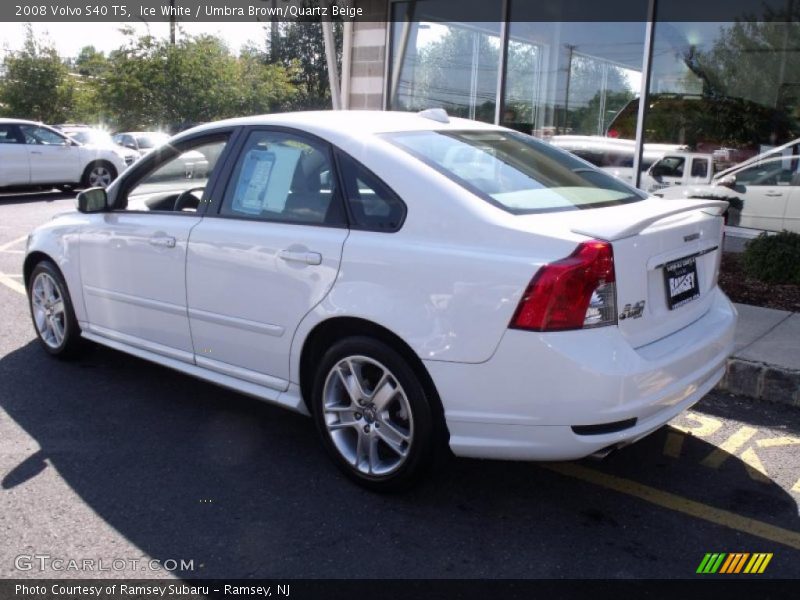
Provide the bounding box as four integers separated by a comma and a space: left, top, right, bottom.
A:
740, 447, 771, 483
0, 235, 27, 252
671, 412, 723, 437
757, 436, 800, 448
701, 426, 758, 469
663, 431, 685, 458
543, 462, 800, 551
0, 272, 26, 296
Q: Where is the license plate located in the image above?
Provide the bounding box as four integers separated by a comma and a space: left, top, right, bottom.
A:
663, 256, 700, 309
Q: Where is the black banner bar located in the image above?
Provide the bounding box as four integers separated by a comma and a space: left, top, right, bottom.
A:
2, 579, 799, 600
2, 0, 800, 23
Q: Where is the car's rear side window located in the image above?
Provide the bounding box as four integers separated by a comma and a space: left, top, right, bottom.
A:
383, 129, 645, 214
336, 151, 406, 232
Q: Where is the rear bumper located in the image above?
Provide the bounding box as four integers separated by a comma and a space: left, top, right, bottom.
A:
424, 288, 736, 461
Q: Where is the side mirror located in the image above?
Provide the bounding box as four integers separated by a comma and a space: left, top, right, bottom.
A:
76, 188, 108, 213
124, 142, 137, 150
716, 175, 736, 189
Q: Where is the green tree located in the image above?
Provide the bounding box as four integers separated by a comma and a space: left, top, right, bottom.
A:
271, 20, 342, 110
99, 31, 297, 131
74, 46, 108, 78
0, 25, 74, 123
234, 44, 298, 116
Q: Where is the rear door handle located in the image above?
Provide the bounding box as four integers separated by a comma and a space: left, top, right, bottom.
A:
149, 236, 176, 248
764, 191, 784, 197
30, 151, 42, 155
278, 249, 322, 265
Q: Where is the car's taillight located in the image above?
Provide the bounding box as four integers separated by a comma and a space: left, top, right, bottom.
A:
510, 240, 617, 332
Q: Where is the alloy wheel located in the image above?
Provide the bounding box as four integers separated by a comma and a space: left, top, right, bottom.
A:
321, 355, 414, 477
31, 272, 67, 349
88, 166, 112, 187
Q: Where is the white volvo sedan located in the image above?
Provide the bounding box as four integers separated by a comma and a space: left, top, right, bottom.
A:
24, 110, 736, 490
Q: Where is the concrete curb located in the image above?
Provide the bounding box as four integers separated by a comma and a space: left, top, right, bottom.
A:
717, 358, 800, 407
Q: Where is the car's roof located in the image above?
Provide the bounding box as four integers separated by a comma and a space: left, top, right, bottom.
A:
61, 126, 100, 132
180, 110, 500, 141
0, 118, 43, 126
118, 131, 168, 136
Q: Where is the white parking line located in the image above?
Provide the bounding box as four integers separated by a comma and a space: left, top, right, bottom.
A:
0, 272, 26, 295
0, 235, 27, 252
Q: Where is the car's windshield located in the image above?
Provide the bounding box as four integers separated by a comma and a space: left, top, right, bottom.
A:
384, 129, 645, 214
135, 133, 169, 149
68, 130, 112, 146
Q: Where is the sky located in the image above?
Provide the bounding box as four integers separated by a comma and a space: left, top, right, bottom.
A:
0, 21, 270, 58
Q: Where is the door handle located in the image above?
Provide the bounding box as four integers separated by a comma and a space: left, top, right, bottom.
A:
149, 236, 176, 248
30, 151, 42, 155
278, 249, 322, 265
764, 192, 784, 197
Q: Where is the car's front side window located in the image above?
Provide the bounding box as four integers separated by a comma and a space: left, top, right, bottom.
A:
20, 125, 68, 146
116, 136, 229, 213
735, 157, 796, 186
219, 130, 345, 227
0, 125, 24, 144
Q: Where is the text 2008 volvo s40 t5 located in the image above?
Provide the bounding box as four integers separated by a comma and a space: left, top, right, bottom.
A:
24, 110, 736, 490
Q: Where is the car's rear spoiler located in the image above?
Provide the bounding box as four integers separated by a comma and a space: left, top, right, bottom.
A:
571, 199, 728, 241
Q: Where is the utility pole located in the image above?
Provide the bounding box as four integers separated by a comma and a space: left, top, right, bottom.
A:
169, 0, 176, 45
563, 44, 577, 134
271, 0, 279, 61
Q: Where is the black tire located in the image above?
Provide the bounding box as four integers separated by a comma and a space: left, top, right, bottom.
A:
311, 336, 443, 491
27, 260, 84, 358
81, 161, 117, 189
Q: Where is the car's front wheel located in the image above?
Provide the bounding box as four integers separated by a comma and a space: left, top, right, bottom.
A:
28, 260, 83, 357
82, 161, 117, 188
312, 336, 442, 491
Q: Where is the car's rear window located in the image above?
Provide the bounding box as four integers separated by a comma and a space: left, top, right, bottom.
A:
383, 129, 645, 214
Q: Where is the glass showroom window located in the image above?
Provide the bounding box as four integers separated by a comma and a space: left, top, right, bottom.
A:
389, 1, 502, 122
639, 15, 800, 204
500, 7, 646, 186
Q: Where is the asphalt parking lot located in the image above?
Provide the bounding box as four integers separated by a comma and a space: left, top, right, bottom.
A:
1, 191, 799, 580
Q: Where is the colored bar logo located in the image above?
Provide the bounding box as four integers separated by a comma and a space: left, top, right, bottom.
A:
696, 553, 773, 574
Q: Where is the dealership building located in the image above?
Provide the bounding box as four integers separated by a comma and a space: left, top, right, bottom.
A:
337, 0, 800, 190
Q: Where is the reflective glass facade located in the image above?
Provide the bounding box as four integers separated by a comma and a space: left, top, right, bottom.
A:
387, 0, 800, 217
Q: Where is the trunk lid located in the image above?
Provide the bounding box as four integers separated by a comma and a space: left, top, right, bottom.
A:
515, 197, 727, 348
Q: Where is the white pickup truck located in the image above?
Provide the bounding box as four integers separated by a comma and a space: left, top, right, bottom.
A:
641, 152, 718, 194
656, 142, 800, 234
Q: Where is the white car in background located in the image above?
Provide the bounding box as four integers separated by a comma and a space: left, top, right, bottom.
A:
550, 135, 686, 185
24, 111, 736, 490
0, 119, 135, 190
114, 131, 210, 180
112, 131, 170, 157
658, 139, 800, 233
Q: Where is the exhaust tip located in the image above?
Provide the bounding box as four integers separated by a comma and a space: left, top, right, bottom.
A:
588, 445, 619, 461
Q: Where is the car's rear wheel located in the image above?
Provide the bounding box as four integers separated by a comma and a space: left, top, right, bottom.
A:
82, 161, 116, 188
28, 260, 83, 357
312, 336, 440, 491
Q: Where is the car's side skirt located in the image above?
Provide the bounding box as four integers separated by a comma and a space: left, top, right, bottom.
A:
80, 330, 309, 415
